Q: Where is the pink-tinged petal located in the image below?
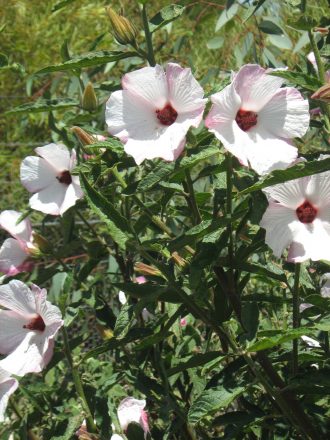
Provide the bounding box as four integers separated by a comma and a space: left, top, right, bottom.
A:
0, 369, 18, 422
205, 83, 242, 127
117, 397, 148, 436
0, 332, 46, 376
233, 64, 283, 112
263, 178, 308, 209
0, 210, 32, 242
20, 156, 57, 193
69, 149, 78, 171
35, 143, 71, 172
260, 202, 298, 257
60, 183, 84, 216
305, 171, 330, 208
32, 284, 63, 326
0, 238, 29, 276
135, 276, 146, 284
292, 219, 330, 262
207, 119, 250, 166
307, 52, 317, 70
122, 65, 167, 108
166, 63, 206, 113
245, 132, 298, 175
29, 180, 67, 215
106, 90, 157, 143
0, 280, 37, 315
258, 87, 310, 138
0, 310, 29, 355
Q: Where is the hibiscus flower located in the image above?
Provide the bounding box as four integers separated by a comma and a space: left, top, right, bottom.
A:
117, 397, 149, 438
205, 64, 310, 175
105, 63, 206, 164
20, 143, 83, 216
260, 166, 330, 262
0, 210, 38, 276
0, 280, 63, 376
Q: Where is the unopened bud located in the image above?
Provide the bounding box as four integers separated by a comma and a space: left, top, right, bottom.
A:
31, 232, 52, 255
312, 83, 330, 102
171, 251, 187, 268
71, 126, 96, 146
96, 324, 114, 340
134, 262, 162, 277
82, 82, 98, 112
314, 27, 329, 35
106, 7, 137, 46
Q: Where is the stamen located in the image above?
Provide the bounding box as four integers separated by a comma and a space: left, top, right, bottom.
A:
156, 104, 178, 126
235, 109, 258, 132
57, 170, 72, 185
23, 315, 46, 332
296, 200, 317, 223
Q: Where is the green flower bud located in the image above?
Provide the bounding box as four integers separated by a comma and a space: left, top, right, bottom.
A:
312, 82, 330, 103
31, 232, 52, 256
82, 82, 98, 112
106, 7, 137, 46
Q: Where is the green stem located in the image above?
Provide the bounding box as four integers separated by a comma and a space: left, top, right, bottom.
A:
292, 263, 301, 376
308, 30, 330, 130
183, 169, 202, 224
141, 4, 156, 66
62, 327, 97, 433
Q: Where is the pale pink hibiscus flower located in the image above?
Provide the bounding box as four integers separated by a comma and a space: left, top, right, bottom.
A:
20, 143, 84, 216
117, 397, 149, 438
0, 210, 38, 276
105, 63, 206, 164
0, 367, 18, 422
205, 64, 310, 175
0, 280, 63, 376
260, 166, 330, 262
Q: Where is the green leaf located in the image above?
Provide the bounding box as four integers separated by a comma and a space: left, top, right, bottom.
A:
243, 0, 268, 22
268, 34, 292, 50
126, 423, 145, 440
79, 173, 131, 249
270, 70, 322, 91
287, 16, 318, 31
6, 98, 80, 115
136, 146, 220, 192
52, 0, 77, 12
215, 3, 239, 32
259, 20, 283, 35
207, 36, 225, 50
0, 53, 8, 67
35, 50, 137, 74
114, 303, 135, 339
239, 157, 330, 195
188, 386, 245, 424
167, 352, 223, 376
51, 415, 82, 440
247, 327, 313, 352
149, 4, 185, 32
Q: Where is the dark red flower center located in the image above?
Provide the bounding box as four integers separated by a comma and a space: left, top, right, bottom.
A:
296, 200, 317, 223
23, 314, 46, 332
235, 109, 258, 132
156, 104, 178, 126
57, 170, 72, 185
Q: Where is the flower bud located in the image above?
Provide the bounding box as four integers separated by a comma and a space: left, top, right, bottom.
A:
31, 232, 52, 256
311, 83, 330, 103
71, 126, 96, 146
106, 7, 137, 46
82, 82, 98, 112
134, 262, 162, 277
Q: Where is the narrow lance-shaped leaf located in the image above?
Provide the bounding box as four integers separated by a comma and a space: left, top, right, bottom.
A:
149, 4, 185, 33
239, 157, 330, 195
35, 50, 137, 74
6, 99, 80, 115
79, 172, 131, 249
270, 70, 322, 92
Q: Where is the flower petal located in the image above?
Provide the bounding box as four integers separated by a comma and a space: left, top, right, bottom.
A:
20, 156, 57, 193
0, 210, 32, 242
31, 284, 63, 326
122, 65, 167, 108
0, 280, 37, 315
205, 83, 242, 126
0, 310, 29, 355
305, 171, 330, 208
233, 64, 283, 112
263, 178, 308, 209
260, 202, 298, 257
291, 218, 330, 262
118, 397, 148, 434
258, 87, 310, 138
29, 180, 67, 215
166, 63, 206, 113
35, 143, 71, 172
59, 182, 83, 216
0, 370, 18, 422
106, 90, 159, 144
0, 238, 29, 276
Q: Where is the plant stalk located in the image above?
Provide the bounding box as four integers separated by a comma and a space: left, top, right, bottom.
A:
141, 4, 156, 66
292, 263, 301, 376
